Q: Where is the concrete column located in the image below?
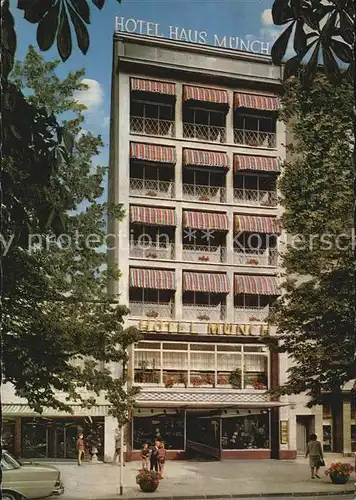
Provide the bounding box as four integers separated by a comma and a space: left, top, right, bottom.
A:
175, 83, 183, 139
226, 151, 234, 205
343, 400, 352, 455
314, 406, 323, 445
175, 145, 183, 200
15, 417, 21, 457
226, 90, 234, 144
226, 269, 234, 323
175, 267, 183, 321
226, 206, 234, 266
104, 415, 117, 463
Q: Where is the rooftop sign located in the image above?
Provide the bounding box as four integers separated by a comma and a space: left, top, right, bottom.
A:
115, 17, 270, 55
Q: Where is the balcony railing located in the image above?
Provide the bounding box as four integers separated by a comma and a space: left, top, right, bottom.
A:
233, 188, 277, 207
130, 116, 175, 137
182, 303, 226, 322
130, 178, 175, 199
233, 248, 278, 267
129, 302, 174, 319
130, 241, 175, 260
234, 129, 276, 149
183, 245, 227, 264
183, 183, 226, 203
183, 122, 226, 143
234, 306, 269, 323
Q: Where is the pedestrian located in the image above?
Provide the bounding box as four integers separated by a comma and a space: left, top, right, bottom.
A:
141, 442, 150, 469
113, 427, 125, 466
150, 440, 160, 472
77, 432, 85, 466
158, 441, 167, 478
305, 433, 324, 479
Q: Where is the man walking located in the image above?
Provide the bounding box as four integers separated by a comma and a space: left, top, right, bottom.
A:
150, 440, 160, 472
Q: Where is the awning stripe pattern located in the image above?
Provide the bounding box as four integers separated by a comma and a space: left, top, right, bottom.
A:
234, 155, 280, 172
130, 206, 176, 226
184, 211, 229, 230
183, 272, 230, 293
130, 268, 176, 290
184, 85, 228, 105
130, 142, 176, 164
131, 78, 175, 95
234, 93, 280, 111
183, 149, 229, 169
234, 215, 280, 234
234, 275, 279, 295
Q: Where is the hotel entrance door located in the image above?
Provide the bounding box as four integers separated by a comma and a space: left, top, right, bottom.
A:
186, 411, 221, 460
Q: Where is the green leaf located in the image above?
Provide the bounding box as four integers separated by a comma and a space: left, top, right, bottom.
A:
302, 40, 321, 87
271, 21, 295, 65
322, 45, 341, 83
36, 1, 60, 51
294, 19, 307, 54
330, 40, 353, 63
91, 0, 105, 8
62, 127, 74, 154
339, 11, 355, 45
70, 0, 91, 23
23, 0, 54, 23
68, 3, 90, 55
57, 5, 72, 61
272, 0, 295, 25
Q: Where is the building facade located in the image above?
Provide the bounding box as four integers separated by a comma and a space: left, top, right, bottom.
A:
108, 32, 299, 461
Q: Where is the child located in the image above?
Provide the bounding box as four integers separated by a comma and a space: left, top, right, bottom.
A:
141, 442, 150, 469
77, 432, 85, 466
158, 442, 167, 478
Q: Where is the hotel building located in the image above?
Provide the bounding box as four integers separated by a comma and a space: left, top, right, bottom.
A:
108, 31, 296, 461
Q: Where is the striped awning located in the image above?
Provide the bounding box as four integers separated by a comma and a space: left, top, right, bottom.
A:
131, 78, 175, 96
184, 85, 228, 105
234, 93, 280, 111
2, 404, 110, 417
183, 272, 230, 293
130, 206, 176, 226
183, 149, 229, 169
234, 215, 280, 234
234, 155, 280, 172
184, 211, 229, 231
130, 143, 176, 164
234, 275, 279, 295
130, 268, 175, 290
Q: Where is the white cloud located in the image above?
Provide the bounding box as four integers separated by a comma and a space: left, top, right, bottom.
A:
74, 78, 103, 109
261, 8, 273, 26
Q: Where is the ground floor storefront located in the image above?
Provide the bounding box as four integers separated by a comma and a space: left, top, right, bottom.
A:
128, 407, 274, 460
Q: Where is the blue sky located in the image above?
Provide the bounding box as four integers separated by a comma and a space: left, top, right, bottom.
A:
12, 0, 281, 203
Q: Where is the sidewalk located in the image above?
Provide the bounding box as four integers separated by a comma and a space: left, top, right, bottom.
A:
48, 456, 355, 499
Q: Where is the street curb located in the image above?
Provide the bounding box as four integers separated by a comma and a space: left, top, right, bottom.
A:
82, 489, 354, 500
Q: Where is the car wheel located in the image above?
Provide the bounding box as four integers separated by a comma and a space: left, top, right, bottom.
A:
2, 492, 22, 500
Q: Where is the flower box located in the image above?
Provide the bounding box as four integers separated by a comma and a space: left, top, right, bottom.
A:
136, 469, 161, 492
197, 314, 210, 321
146, 191, 157, 197
198, 255, 210, 262
247, 258, 259, 265
146, 252, 158, 259
146, 311, 159, 318
325, 463, 354, 484
249, 316, 260, 322
199, 195, 210, 201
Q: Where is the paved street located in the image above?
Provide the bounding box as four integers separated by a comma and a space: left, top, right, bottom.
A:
46, 457, 355, 500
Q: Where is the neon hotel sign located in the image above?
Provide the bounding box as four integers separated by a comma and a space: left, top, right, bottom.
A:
115, 17, 270, 55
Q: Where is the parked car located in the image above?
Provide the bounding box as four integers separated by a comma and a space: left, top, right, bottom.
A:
1, 450, 64, 500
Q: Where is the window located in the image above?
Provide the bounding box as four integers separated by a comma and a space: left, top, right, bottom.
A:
131, 100, 173, 121
222, 413, 270, 449
184, 107, 225, 128
133, 412, 184, 450
234, 294, 271, 309
1, 451, 21, 471
235, 113, 275, 134
132, 341, 269, 389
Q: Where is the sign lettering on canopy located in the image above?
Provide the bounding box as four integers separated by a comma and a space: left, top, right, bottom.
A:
115, 17, 270, 55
